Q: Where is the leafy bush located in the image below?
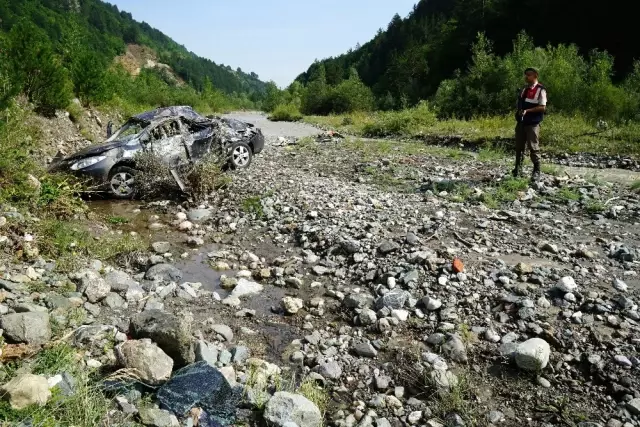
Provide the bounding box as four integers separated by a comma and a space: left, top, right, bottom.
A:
362, 102, 437, 137
269, 104, 303, 122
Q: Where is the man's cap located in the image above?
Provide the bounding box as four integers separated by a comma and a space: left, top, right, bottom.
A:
524, 67, 539, 75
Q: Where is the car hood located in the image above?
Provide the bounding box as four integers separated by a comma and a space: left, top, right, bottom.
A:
65, 140, 126, 161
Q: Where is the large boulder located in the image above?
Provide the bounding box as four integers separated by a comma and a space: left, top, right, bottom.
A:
264, 392, 322, 427
130, 310, 195, 367
116, 339, 173, 385
157, 361, 239, 424
0, 374, 51, 409
0, 312, 51, 345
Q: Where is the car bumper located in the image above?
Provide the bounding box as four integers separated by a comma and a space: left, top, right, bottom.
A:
48, 156, 115, 191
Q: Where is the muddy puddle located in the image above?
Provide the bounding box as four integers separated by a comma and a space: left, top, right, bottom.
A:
88, 200, 290, 316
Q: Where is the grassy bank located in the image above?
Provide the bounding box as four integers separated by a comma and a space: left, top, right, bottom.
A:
304, 106, 640, 156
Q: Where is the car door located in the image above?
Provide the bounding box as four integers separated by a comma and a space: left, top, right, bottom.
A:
148, 119, 189, 167
181, 118, 214, 161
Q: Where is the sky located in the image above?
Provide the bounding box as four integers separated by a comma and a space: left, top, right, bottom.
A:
108, 0, 417, 87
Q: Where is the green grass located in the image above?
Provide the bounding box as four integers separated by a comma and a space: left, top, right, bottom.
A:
631, 180, 640, 192
585, 200, 607, 214
34, 220, 146, 272
305, 110, 640, 156
556, 186, 581, 201
480, 177, 530, 208
241, 196, 265, 218
269, 103, 303, 122
298, 378, 329, 419
541, 164, 564, 176
106, 216, 129, 225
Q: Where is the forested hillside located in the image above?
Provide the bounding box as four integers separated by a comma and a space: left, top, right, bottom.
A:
295, 0, 638, 114
0, 0, 265, 113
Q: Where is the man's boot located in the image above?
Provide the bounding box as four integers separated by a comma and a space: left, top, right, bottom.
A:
512, 152, 523, 178
531, 162, 541, 182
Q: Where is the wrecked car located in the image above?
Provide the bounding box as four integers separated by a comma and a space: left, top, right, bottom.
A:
49, 106, 264, 198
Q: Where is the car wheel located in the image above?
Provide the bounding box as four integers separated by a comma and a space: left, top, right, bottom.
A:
229, 142, 252, 169
108, 166, 138, 199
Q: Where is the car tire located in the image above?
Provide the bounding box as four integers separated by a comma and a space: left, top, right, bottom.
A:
108, 166, 138, 199
229, 142, 253, 169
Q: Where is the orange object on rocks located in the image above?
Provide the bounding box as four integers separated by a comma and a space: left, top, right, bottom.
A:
452, 258, 464, 273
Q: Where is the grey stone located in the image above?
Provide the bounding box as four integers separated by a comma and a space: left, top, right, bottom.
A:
138, 407, 179, 427
626, 398, 640, 415
230, 278, 263, 298
130, 310, 195, 367
487, 411, 503, 424
442, 334, 468, 363
195, 340, 219, 366
378, 240, 400, 255
105, 270, 137, 293
231, 346, 250, 364
359, 309, 378, 325
0, 312, 51, 345
218, 349, 232, 365
316, 361, 342, 379
145, 264, 182, 282
152, 242, 171, 254
515, 338, 551, 371
614, 355, 632, 367
343, 293, 375, 309
423, 296, 442, 311
375, 288, 409, 310
211, 324, 234, 342
83, 276, 110, 303
126, 285, 145, 302
353, 341, 378, 358
264, 392, 322, 427
116, 340, 173, 385
104, 292, 127, 310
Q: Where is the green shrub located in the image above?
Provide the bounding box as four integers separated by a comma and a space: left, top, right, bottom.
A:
362, 102, 437, 137
269, 104, 303, 122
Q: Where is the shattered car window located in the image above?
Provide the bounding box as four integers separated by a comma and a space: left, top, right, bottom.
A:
108, 120, 145, 142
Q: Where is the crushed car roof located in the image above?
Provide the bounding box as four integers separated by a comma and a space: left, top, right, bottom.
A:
133, 106, 209, 124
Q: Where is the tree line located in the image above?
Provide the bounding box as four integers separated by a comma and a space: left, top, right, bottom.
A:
0, 0, 265, 114
284, 0, 640, 122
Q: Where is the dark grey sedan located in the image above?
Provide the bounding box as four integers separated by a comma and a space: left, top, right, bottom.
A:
49, 106, 264, 198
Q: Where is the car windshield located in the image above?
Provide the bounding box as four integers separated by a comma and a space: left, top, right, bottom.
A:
107, 120, 147, 142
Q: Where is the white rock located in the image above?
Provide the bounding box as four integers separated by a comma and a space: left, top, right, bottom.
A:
116, 340, 173, 385
0, 374, 51, 409
556, 276, 577, 293
391, 309, 409, 322
515, 338, 551, 371
613, 278, 628, 292
231, 279, 264, 298
422, 296, 442, 311
281, 297, 304, 315
178, 221, 193, 231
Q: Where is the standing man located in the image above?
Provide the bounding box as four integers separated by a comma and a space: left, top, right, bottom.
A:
514, 67, 547, 181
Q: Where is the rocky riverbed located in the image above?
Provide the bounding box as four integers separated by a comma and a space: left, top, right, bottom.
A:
1, 112, 639, 427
